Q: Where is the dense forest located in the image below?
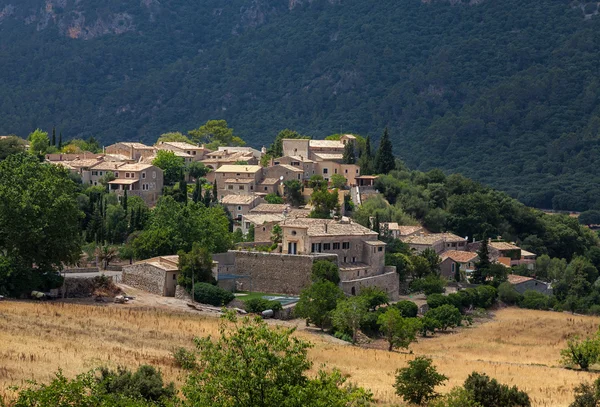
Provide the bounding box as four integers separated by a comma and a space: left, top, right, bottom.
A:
2, 0, 600, 210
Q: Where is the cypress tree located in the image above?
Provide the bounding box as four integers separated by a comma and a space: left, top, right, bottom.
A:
193, 178, 202, 203
212, 180, 218, 203
375, 128, 395, 174
122, 189, 128, 212
342, 142, 356, 164
51, 127, 56, 147
204, 189, 212, 207
365, 136, 372, 159
58, 132, 63, 150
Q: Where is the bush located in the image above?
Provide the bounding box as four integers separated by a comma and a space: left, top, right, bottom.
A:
457, 288, 478, 309
498, 282, 522, 305
475, 285, 498, 308
394, 356, 448, 405
427, 293, 449, 309
359, 286, 389, 310
97, 365, 176, 403
360, 307, 386, 336
192, 283, 234, 306
463, 372, 531, 407
426, 305, 463, 331
520, 290, 549, 310
394, 300, 418, 318
333, 330, 353, 343
561, 334, 600, 370
172, 347, 197, 370
410, 275, 446, 295
311, 260, 340, 284
244, 297, 283, 313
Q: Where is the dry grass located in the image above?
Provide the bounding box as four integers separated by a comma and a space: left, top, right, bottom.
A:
0, 302, 598, 406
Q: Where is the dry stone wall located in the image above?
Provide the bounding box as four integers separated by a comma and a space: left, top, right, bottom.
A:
231, 251, 337, 295
122, 263, 166, 296
340, 267, 399, 300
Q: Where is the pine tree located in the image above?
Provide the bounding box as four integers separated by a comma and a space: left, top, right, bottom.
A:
375, 128, 396, 174
342, 142, 356, 164
58, 132, 63, 150
51, 127, 56, 147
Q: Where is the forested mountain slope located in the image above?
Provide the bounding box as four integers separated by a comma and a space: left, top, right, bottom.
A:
2, 0, 600, 210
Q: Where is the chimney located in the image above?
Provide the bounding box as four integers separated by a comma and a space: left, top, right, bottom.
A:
325, 222, 328, 233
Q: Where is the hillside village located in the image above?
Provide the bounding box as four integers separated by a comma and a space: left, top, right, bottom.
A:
41, 132, 551, 306
3, 127, 600, 407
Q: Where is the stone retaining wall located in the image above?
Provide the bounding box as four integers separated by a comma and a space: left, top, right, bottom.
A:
231, 251, 337, 295
122, 263, 166, 296
175, 285, 192, 301
340, 270, 400, 301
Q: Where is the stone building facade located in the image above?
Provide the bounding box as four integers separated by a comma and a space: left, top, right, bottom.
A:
122, 255, 179, 296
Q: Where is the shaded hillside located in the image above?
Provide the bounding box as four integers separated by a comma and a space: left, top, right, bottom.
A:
1, 0, 600, 210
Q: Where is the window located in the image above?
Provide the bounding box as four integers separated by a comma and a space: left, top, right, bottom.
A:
345, 169, 348, 174
291, 231, 297, 236
173, 274, 177, 280
228, 185, 234, 190
250, 186, 253, 190
311, 243, 322, 253
292, 162, 299, 166
92, 171, 98, 176
356, 169, 359, 174
342, 242, 350, 249
262, 227, 266, 231
352, 257, 356, 263
451, 263, 455, 272
125, 173, 130, 178
236, 173, 240, 176
333, 242, 340, 250
264, 187, 268, 191
237, 206, 242, 211
344, 256, 347, 263
245, 222, 250, 229
114, 172, 119, 177
323, 243, 331, 250
239, 186, 244, 190
142, 172, 146, 179
378, 247, 383, 252
99, 171, 103, 176
323, 168, 328, 174
274, 161, 280, 165
334, 169, 338, 174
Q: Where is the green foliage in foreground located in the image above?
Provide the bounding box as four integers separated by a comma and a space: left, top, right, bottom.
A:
182, 312, 373, 407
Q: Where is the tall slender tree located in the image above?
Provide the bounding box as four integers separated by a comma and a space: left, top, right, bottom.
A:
192, 178, 202, 203
375, 128, 395, 174
342, 141, 356, 164
212, 180, 218, 203
58, 132, 63, 150
51, 127, 56, 147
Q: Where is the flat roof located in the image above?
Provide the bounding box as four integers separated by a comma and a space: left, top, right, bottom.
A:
220, 195, 259, 205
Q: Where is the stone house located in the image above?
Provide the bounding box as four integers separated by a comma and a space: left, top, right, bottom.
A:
107, 163, 164, 206
489, 241, 536, 269
217, 146, 264, 159
381, 223, 424, 239
241, 213, 285, 241
215, 164, 263, 198
105, 142, 156, 161
201, 150, 258, 178
221, 194, 264, 220
156, 141, 210, 162
439, 250, 479, 280
122, 255, 180, 296
279, 217, 398, 298
401, 233, 467, 254
264, 164, 304, 183
507, 274, 553, 296
249, 204, 311, 218
273, 156, 317, 180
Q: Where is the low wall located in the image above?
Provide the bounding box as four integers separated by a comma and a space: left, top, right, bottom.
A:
340, 270, 400, 301
122, 264, 166, 296
175, 285, 192, 301
231, 251, 337, 295
63, 267, 99, 274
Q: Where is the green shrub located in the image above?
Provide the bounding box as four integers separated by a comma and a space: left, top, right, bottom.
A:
244, 297, 283, 313
520, 290, 549, 310
311, 260, 340, 284
425, 304, 463, 331
475, 285, 498, 308
427, 293, 449, 309
172, 347, 197, 370
410, 275, 446, 295
192, 283, 234, 306
498, 282, 522, 305
97, 365, 176, 403
333, 331, 353, 343
464, 372, 531, 407
360, 307, 386, 335
359, 286, 389, 310
394, 300, 418, 318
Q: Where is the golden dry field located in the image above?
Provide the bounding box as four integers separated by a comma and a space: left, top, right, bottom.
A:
0, 301, 599, 406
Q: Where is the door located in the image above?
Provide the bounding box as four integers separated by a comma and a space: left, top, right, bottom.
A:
288, 242, 297, 255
